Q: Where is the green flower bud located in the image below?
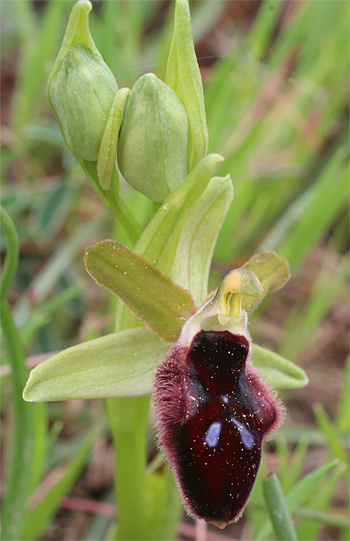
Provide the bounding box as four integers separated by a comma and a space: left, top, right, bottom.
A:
48, 0, 118, 161
118, 73, 189, 203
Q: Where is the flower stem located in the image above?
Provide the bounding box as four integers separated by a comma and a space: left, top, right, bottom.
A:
79, 160, 142, 245
106, 396, 151, 540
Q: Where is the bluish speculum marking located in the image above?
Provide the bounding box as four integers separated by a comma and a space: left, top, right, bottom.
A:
231, 418, 254, 450
205, 421, 222, 448
176, 330, 277, 524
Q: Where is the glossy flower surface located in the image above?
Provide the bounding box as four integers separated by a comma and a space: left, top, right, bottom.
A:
154, 276, 283, 527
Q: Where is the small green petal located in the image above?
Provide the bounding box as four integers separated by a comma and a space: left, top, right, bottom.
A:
97, 87, 131, 190
251, 344, 309, 389
242, 251, 291, 315
166, 0, 208, 170
23, 328, 170, 402
85, 240, 196, 342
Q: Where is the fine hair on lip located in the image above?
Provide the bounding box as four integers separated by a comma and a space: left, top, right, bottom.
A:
154, 329, 283, 527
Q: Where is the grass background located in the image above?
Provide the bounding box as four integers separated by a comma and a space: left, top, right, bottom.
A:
1, 1, 349, 540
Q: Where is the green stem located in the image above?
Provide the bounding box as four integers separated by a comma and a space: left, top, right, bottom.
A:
0, 207, 34, 540
262, 473, 298, 541
98, 165, 151, 539
79, 160, 142, 245
106, 396, 151, 540
0, 205, 19, 299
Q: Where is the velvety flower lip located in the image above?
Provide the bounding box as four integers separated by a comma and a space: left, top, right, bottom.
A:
154, 276, 284, 528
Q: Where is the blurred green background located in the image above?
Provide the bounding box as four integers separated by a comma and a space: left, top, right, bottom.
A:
1, 1, 349, 540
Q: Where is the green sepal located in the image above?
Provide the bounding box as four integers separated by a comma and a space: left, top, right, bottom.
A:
47, 0, 98, 88
242, 251, 291, 315
251, 344, 308, 389
47, 0, 118, 161
97, 87, 131, 190
166, 0, 208, 170
171, 175, 233, 306
115, 153, 224, 331
85, 240, 196, 342
23, 328, 170, 402
135, 153, 224, 275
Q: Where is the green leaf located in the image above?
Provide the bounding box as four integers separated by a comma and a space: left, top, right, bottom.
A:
242, 251, 290, 314
251, 344, 308, 389
171, 175, 233, 306
85, 240, 196, 342
97, 87, 131, 190
23, 327, 170, 402
262, 473, 298, 541
166, 0, 208, 170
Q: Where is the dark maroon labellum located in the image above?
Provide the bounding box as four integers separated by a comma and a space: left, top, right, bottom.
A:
154, 330, 282, 527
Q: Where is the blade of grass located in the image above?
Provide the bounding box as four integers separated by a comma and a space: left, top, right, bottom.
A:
296, 464, 347, 541
21, 281, 85, 346
14, 211, 108, 327
256, 459, 339, 540
276, 437, 290, 493
261, 147, 348, 268
283, 437, 309, 494
152, 466, 182, 541
81, 490, 114, 541
313, 403, 349, 465
20, 426, 101, 541
247, 0, 285, 61
336, 356, 350, 434
0, 301, 35, 540
98, 0, 120, 76
11, 0, 70, 130
267, 1, 309, 70
0, 206, 38, 540
296, 507, 349, 530
280, 251, 349, 360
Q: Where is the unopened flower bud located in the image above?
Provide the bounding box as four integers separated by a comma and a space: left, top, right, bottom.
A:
118, 73, 189, 203
48, 0, 118, 161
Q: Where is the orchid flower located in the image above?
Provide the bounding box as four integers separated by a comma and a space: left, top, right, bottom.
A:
23, 0, 308, 532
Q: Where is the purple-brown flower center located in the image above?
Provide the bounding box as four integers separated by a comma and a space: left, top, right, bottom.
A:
154, 329, 280, 526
